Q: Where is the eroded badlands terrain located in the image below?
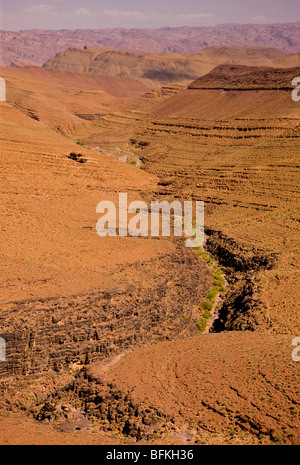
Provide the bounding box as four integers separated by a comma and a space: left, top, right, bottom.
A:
0, 53, 299, 445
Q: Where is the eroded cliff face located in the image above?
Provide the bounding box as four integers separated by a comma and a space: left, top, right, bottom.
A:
204, 229, 276, 332
0, 239, 211, 379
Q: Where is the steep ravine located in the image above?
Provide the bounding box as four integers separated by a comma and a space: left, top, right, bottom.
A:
204, 229, 277, 332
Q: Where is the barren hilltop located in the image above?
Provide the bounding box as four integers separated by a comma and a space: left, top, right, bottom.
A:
188, 64, 300, 89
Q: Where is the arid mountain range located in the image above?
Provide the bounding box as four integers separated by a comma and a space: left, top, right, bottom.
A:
1, 22, 300, 67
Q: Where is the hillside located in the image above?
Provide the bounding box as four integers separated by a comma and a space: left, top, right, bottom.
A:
42, 45, 290, 87
0, 66, 150, 98
0, 66, 151, 130
188, 64, 300, 89
0, 102, 172, 303
79, 332, 299, 444
1, 23, 300, 67
78, 64, 299, 336
0, 59, 299, 446
274, 52, 300, 67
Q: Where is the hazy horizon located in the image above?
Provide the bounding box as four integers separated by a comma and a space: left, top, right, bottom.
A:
1, 0, 300, 31
1, 21, 300, 33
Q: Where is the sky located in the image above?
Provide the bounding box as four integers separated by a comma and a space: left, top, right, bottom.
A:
1, 0, 300, 31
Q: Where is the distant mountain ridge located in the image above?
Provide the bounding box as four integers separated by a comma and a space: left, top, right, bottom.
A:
42, 45, 300, 87
1, 23, 300, 67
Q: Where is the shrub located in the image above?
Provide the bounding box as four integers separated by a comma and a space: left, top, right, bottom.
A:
138, 141, 149, 147
67, 152, 87, 164
207, 287, 219, 302
213, 278, 223, 287
201, 301, 213, 312
197, 319, 207, 333
203, 309, 211, 319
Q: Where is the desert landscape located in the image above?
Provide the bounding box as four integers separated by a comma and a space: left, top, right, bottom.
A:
0, 6, 299, 448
